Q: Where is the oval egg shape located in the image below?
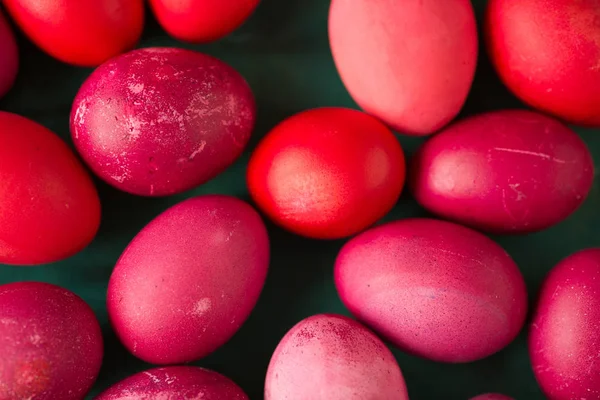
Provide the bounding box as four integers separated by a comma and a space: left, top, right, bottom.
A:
329, 0, 478, 135
0, 282, 103, 400
107, 195, 269, 364
0, 10, 18, 98
486, 0, 600, 127
149, 0, 260, 43
71, 47, 256, 197
530, 248, 600, 400
410, 110, 594, 234
0, 112, 101, 265
247, 107, 405, 240
3, 0, 144, 66
265, 314, 408, 400
335, 218, 528, 363
94, 366, 248, 400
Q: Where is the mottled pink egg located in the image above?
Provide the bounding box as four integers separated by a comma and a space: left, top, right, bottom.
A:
335, 218, 528, 363
107, 195, 269, 364
0, 10, 18, 98
329, 0, 477, 135
530, 248, 600, 400
94, 366, 248, 399
71, 47, 255, 196
0, 282, 103, 400
265, 314, 408, 400
410, 110, 594, 234
470, 394, 513, 400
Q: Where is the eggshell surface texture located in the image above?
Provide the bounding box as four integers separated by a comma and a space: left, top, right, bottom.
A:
149, 0, 260, 43
107, 195, 269, 364
71, 47, 256, 197
329, 0, 478, 136
486, 0, 600, 126
0, 112, 101, 265
470, 394, 514, 400
3, 0, 144, 66
530, 248, 600, 400
335, 218, 528, 363
265, 314, 408, 400
0, 282, 103, 400
410, 109, 593, 234
94, 366, 248, 400
0, 11, 18, 98
247, 107, 405, 239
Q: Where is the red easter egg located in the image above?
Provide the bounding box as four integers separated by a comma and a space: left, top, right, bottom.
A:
3, 0, 144, 66
0, 112, 100, 265
247, 107, 406, 240
149, 0, 260, 43
486, 0, 600, 126
530, 248, 600, 400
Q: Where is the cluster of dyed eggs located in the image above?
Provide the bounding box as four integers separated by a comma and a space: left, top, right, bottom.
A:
0, 0, 599, 399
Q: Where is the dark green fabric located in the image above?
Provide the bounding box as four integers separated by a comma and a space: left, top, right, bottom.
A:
0, 1, 597, 398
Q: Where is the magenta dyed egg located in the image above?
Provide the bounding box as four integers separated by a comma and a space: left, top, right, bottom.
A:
335, 218, 528, 363
265, 314, 408, 400
71, 47, 256, 196
530, 248, 600, 400
0, 282, 103, 400
107, 195, 269, 364
94, 366, 248, 399
0, 10, 18, 98
410, 110, 593, 234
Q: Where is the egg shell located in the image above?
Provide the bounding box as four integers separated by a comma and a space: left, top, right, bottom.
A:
0, 112, 101, 265
107, 195, 269, 364
0, 10, 18, 98
71, 47, 256, 197
149, 0, 260, 43
335, 218, 528, 363
94, 366, 248, 400
470, 394, 514, 400
410, 109, 594, 234
265, 314, 408, 400
247, 107, 406, 240
3, 0, 143, 67
329, 0, 478, 136
530, 248, 600, 400
0, 282, 103, 400
486, 0, 600, 126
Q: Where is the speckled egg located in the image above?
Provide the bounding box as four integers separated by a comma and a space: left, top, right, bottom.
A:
0, 282, 103, 400
107, 195, 270, 364
265, 314, 409, 400
530, 248, 600, 400
71, 47, 256, 197
335, 218, 528, 363
410, 109, 594, 234
94, 366, 248, 399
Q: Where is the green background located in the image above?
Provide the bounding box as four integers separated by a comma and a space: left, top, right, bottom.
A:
0, 0, 598, 399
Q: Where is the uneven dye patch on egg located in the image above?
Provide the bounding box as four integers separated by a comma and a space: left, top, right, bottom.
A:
71, 47, 256, 196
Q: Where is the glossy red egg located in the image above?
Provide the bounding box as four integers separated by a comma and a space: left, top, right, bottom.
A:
3, 0, 144, 66
149, 0, 260, 43
0, 112, 101, 265
486, 0, 600, 126
247, 107, 406, 239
